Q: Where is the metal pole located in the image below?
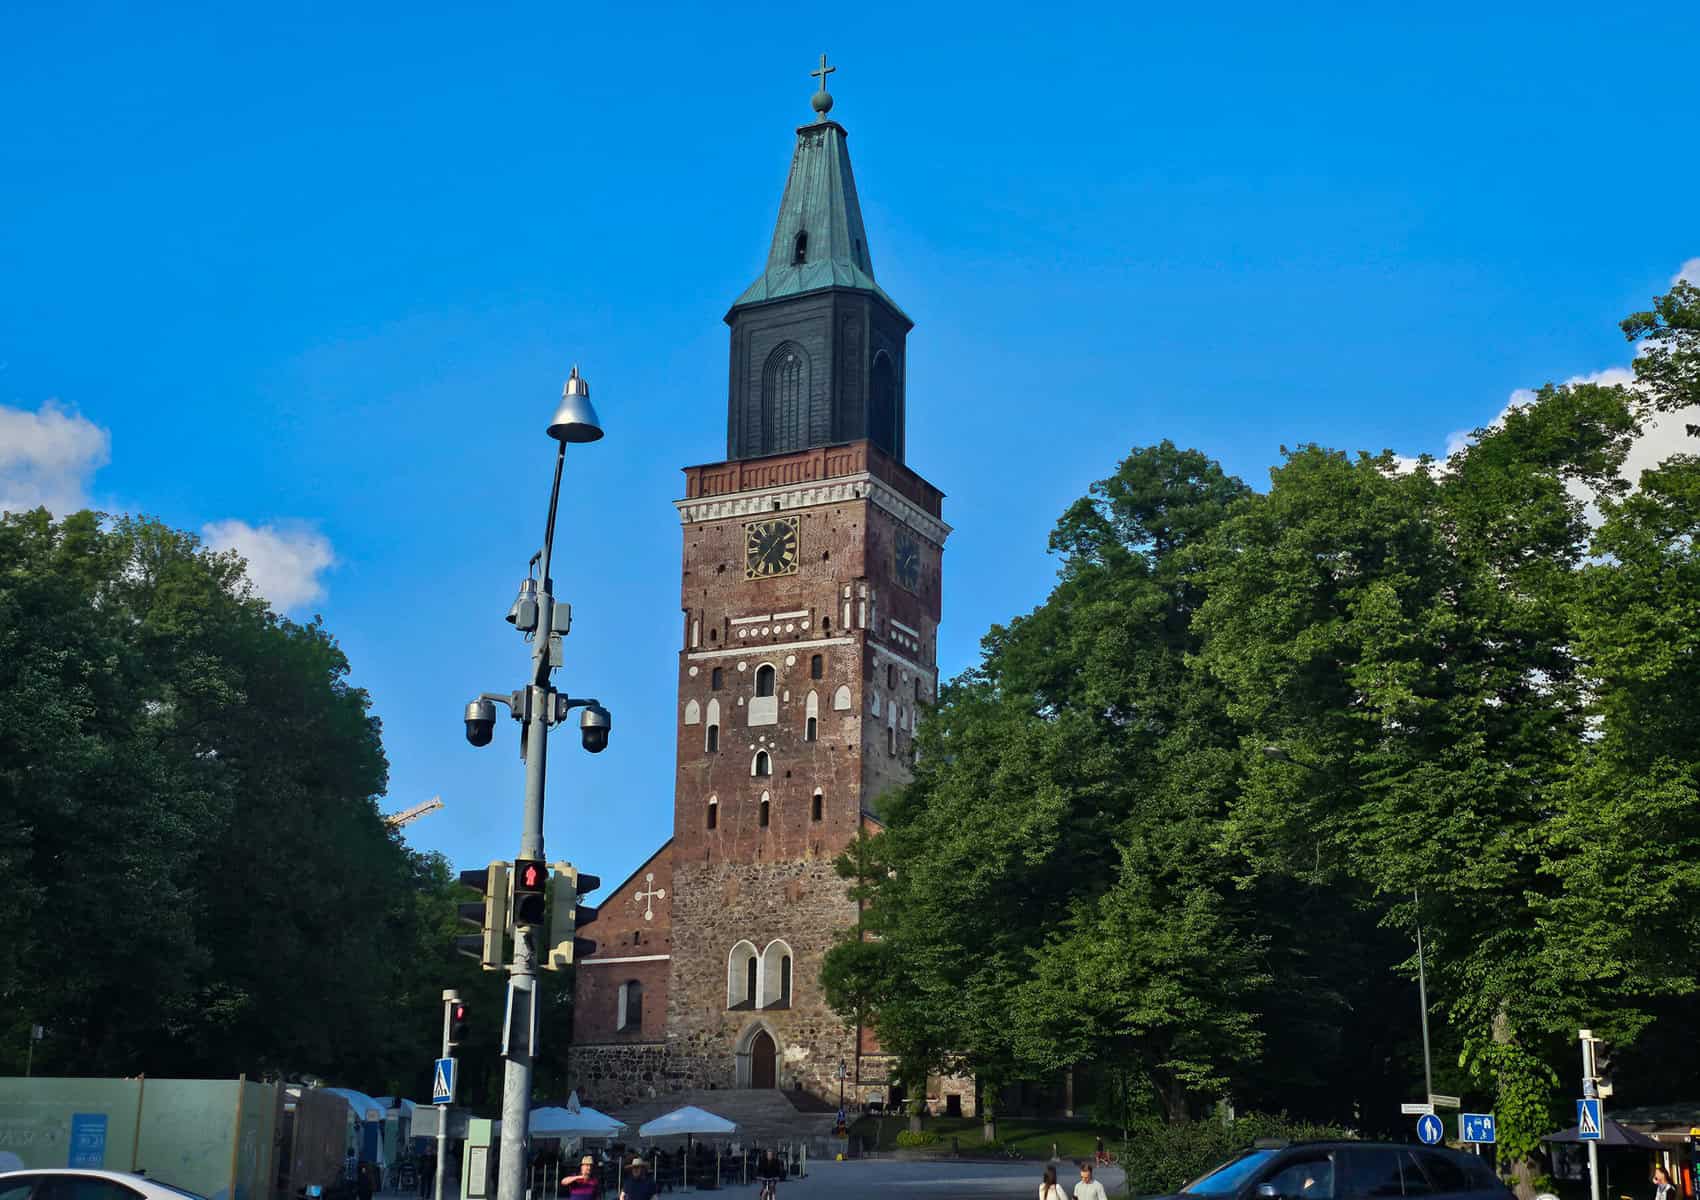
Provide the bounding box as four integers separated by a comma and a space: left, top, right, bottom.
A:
24, 1029, 34, 1078
497, 444, 567, 1200
1414, 889, 1434, 1101
1582, 1030, 1602, 1200
436, 990, 458, 1200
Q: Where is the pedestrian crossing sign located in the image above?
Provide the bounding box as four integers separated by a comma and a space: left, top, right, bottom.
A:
1577, 1098, 1602, 1139
433, 1056, 457, 1105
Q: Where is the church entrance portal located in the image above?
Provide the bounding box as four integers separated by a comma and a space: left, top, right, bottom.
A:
750, 1030, 777, 1089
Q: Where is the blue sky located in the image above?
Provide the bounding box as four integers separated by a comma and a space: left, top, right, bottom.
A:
4, 2, 1698, 901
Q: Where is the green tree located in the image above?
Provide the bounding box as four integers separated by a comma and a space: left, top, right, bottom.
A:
0, 507, 492, 1088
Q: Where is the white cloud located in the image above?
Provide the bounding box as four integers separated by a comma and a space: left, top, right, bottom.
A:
202, 519, 336, 611
0, 400, 111, 514
1426, 259, 1700, 493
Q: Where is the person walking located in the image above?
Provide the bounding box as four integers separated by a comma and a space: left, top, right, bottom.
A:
1073, 1160, 1109, 1200
1039, 1164, 1068, 1200
1654, 1168, 1677, 1200
355, 1163, 375, 1200
618, 1155, 656, 1200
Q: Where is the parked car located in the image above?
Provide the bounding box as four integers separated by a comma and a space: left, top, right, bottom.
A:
1158, 1141, 1512, 1200
0, 1170, 209, 1200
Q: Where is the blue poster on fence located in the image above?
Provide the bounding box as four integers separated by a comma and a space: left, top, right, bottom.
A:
69, 1113, 107, 1168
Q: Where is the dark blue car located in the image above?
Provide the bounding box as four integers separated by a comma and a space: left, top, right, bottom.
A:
1159, 1142, 1512, 1200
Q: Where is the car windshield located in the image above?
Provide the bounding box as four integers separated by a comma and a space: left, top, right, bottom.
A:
1184, 1150, 1280, 1195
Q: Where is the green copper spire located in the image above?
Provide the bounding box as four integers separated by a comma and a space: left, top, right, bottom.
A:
731, 57, 906, 316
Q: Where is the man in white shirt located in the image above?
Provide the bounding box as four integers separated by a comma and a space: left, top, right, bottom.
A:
1073, 1161, 1109, 1200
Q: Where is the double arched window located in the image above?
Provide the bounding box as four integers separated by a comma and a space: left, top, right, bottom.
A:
727, 939, 795, 1010
761, 342, 808, 455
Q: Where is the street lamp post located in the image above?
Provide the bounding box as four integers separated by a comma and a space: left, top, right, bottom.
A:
464, 367, 610, 1200
1261, 745, 1436, 1105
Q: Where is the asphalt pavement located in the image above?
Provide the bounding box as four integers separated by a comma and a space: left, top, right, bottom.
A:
751, 1158, 1128, 1198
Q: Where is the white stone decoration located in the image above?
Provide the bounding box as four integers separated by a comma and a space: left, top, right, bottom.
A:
833, 685, 852, 711
633, 873, 667, 922
684, 699, 701, 725
689, 665, 699, 677
785, 655, 797, 666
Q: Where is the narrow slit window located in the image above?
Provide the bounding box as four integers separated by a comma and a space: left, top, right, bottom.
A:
712, 667, 723, 690
707, 798, 718, 829
811, 653, 823, 679
759, 796, 771, 827
811, 791, 823, 821
754, 750, 771, 776
707, 723, 720, 752
887, 664, 897, 688
805, 716, 818, 742
755, 664, 776, 697
792, 230, 808, 265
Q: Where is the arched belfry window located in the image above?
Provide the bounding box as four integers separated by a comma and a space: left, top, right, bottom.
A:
792, 230, 808, 265
870, 350, 897, 456
755, 664, 776, 697
762, 342, 808, 455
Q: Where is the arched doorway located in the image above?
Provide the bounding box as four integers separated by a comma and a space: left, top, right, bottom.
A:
750, 1029, 777, 1089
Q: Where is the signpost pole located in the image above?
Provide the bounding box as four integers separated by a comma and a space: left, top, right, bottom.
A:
1581, 1030, 1601, 1200
436, 990, 459, 1200
1415, 890, 1435, 1102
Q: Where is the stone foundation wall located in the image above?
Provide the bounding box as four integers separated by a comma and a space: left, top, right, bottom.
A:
567, 1043, 688, 1109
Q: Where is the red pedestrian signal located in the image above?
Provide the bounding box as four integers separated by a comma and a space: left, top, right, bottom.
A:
512, 857, 547, 927
448, 1002, 470, 1046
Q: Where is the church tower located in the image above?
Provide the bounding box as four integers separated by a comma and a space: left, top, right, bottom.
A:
568, 60, 948, 1107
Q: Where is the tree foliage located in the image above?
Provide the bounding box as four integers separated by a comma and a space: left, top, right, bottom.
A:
829, 280, 1700, 1172
0, 509, 516, 1093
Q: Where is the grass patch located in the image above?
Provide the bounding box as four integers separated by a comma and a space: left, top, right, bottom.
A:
849, 1115, 1123, 1161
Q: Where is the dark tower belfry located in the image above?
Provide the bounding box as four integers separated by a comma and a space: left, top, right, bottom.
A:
725, 56, 913, 464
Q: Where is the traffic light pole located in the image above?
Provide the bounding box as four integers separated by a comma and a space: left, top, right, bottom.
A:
436, 990, 458, 1200
495, 442, 567, 1200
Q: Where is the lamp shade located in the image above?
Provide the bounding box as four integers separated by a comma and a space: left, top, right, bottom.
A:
547, 366, 604, 443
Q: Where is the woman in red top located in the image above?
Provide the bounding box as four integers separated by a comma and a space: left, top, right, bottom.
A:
560, 1154, 601, 1199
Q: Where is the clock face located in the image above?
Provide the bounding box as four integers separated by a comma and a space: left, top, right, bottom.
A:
894, 533, 921, 592
745, 516, 801, 579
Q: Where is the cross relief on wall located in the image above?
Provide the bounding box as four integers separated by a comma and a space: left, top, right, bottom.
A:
634, 872, 668, 922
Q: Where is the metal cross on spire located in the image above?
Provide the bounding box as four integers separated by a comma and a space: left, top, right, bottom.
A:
809, 52, 836, 121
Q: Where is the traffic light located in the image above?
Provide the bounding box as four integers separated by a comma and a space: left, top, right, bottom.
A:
456, 861, 510, 971
542, 862, 601, 971
447, 1000, 470, 1047
1593, 1040, 1616, 1098
512, 858, 548, 927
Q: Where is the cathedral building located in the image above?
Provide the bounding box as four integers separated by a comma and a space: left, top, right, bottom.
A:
566, 65, 953, 1109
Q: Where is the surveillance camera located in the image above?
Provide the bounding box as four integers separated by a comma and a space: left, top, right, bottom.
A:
580, 704, 611, 754
464, 699, 497, 747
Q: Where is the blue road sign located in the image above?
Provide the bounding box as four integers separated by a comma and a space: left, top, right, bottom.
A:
1461, 1113, 1497, 1144
1577, 1098, 1602, 1140
1417, 1113, 1444, 1145
432, 1056, 457, 1105
68, 1113, 107, 1168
